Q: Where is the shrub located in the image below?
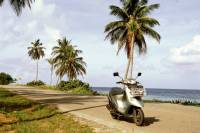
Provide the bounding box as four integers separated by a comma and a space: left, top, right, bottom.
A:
0, 72, 14, 85
26, 80, 45, 86
57, 80, 99, 95
57, 80, 89, 91
70, 86, 98, 95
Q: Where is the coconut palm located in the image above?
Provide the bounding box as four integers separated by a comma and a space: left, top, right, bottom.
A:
47, 58, 54, 85
28, 39, 45, 81
52, 37, 86, 81
0, 0, 34, 16
105, 0, 161, 79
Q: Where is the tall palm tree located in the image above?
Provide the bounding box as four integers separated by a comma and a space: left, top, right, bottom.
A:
47, 58, 54, 85
0, 0, 34, 16
52, 37, 86, 81
105, 0, 161, 79
28, 39, 45, 81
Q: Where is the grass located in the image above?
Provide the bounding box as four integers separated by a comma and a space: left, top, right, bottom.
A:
23, 84, 100, 95
12, 114, 92, 133
0, 89, 35, 113
36, 85, 57, 90
0, 87, 93, 133
144, 99, 200, 107
67, 87, 98, 95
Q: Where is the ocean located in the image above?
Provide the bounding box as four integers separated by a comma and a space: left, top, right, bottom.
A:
92, 87, 200, 103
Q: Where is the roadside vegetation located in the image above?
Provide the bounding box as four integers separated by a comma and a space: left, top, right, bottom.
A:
144, 99, 200, 107
0, 87, 93, 133
0, 72, 15, 85
25, 80, 99, 95
26, 80, 46, 86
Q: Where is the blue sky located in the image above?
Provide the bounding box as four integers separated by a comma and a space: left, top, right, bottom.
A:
0, 0, 200, 89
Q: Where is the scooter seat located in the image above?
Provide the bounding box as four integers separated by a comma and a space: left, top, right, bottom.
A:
109, 87, 124, 96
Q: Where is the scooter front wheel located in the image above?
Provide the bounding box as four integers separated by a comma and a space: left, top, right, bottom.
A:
133, 108, 144, 126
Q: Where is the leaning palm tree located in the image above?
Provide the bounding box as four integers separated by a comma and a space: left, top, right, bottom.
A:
105, 0, 161, 79
52, 37, 86, 81
28, 39, 45, 81
47, 58, 54, 85
0, 0, 34, 16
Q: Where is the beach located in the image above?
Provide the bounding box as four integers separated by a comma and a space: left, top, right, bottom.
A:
2, 85, 200, 133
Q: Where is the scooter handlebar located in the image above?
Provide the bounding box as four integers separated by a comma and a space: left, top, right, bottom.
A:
116, 81, 123, 84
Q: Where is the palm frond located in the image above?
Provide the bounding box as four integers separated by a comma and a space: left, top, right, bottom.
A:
27, 39, 45, 60
9, 0, 34, 16
105, 21, 126, 32
138, 16, 160, 27
105, 0, 161, 59
52, 37, 87, 80
142, 25, 161, 42
110, 5, 128, 20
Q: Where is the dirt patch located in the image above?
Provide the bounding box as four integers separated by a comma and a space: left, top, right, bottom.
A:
0, 113, 16, 124
0, 113, 16, 132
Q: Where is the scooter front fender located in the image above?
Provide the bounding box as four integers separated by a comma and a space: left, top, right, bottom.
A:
129, 98, 144, 108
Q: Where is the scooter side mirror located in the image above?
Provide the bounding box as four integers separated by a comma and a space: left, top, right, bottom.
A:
137, 72, 142, 77
113, 72, 119, 77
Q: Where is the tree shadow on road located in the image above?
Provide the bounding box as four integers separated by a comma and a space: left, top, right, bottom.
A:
37, 96, 106, 105
60, 105, 106, 114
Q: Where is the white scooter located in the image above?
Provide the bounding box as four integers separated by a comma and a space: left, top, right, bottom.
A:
106, 72, 145, 126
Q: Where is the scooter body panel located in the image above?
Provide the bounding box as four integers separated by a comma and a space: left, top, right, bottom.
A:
108, 87, 144, 114
109, 93, 130, 114
125, 87, 144, 108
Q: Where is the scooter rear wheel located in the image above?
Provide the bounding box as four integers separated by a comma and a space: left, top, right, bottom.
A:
133, 108, 144, 126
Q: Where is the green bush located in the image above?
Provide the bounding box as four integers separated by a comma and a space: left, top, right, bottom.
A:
0, 72, 14, 85
26, 80, 45, 86
69, 86, 97, 95
57, 80, 99, 95
57, 80, 89, 91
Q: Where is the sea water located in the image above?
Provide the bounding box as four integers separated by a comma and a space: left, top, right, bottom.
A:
92, 87, 200, 102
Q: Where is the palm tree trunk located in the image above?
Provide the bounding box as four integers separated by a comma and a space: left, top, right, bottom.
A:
129, 38, 135, 79
36, 60, 38, 81
56, 77, 59, 85
50, 66, 53, 85
124, 57, 131, 79
124, 35, 135, 79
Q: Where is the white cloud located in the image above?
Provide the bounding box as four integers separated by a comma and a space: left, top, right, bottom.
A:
32, 0, 56, 17
169, 35, 200, 65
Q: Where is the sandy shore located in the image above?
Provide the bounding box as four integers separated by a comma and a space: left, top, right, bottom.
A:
1, 85, 200, 133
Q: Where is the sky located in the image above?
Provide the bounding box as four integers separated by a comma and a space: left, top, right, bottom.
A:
0, 0, 200, 89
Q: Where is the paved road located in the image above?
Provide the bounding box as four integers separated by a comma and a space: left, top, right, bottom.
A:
1, 85, 200, 133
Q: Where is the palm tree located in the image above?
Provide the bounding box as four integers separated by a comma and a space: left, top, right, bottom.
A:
105, 0, 161, 79
0, 0, 34, 16
47, 58, 54, 85
52, 37, 86, 81
28, 39, 45, 81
